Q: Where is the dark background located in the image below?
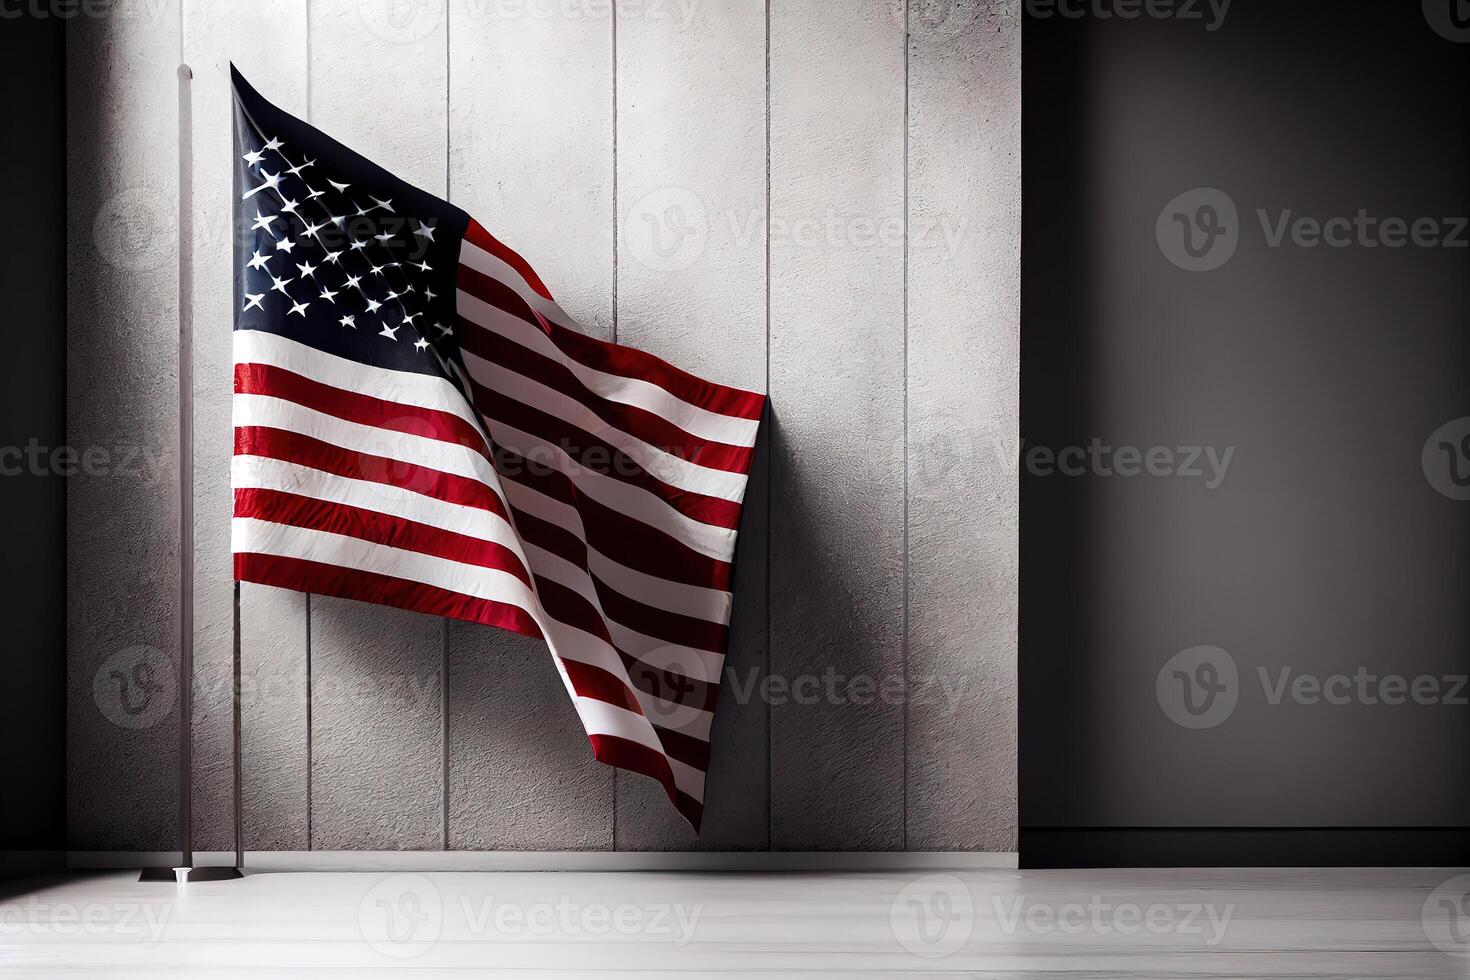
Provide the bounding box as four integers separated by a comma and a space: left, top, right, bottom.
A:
0, 13, 66, 879
1022, 0, 1470, 865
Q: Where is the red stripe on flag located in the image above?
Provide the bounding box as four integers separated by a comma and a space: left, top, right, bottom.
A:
473, 384, 743, 530
586, 733, 683, 819
495, 446, 733, 592
464, 218, 556, 303
235, 552, 543, 637
559, 658, 647, 717
235, 426, 511, 523
458, 263, 765, 421
650, 723, 713, 772
457, 321, 755, 474
236, 361, 490, 461
531, 575, 720, 713
234, 487, 533, 587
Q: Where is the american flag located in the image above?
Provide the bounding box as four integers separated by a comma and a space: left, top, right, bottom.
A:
231, 67, 763, 830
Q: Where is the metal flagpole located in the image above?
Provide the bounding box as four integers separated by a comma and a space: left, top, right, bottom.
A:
142, 62, 241, 884
234, 582, 244, 870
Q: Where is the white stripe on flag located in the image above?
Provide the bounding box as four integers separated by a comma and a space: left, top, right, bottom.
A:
456, 284, 760, 448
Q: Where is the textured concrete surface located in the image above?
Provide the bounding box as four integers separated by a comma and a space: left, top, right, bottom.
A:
66, 0, 183, 850
768, 0, 908, 850
239, 587, 310, 849
67, 0, 1020, 852
905, 0, 1020, 851
445, 0, 616, 849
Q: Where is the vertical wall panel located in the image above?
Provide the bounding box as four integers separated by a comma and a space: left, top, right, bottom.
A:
905, 0, 1020, 850
67, 0, 183, 850
238, 588, 310, 849
306, 0, 448, 850
768, 0, 907, 849
445, 0, 615, 849
613, 0, 769, 850
182, 0, 312, 851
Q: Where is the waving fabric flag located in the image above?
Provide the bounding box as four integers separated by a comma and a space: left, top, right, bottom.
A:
230, 67, 763, 830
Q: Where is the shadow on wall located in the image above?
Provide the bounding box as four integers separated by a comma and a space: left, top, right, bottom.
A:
766, 397, 906, 850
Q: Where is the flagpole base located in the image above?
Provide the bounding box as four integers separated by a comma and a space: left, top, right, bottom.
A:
139, 866, 244, 882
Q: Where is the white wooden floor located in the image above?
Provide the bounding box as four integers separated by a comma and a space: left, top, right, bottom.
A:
3, 868, 1469, 977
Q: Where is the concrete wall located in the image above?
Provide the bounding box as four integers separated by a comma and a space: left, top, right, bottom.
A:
67, 0, 1019, 852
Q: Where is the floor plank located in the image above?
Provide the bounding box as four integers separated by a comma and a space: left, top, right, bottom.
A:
1, 868, 1465, 976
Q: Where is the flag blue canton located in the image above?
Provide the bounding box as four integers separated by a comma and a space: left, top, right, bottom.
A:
232, 67, 469, 380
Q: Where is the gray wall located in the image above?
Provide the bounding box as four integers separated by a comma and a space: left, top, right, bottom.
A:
2, 12, 66, 876
1022, 0, 1470, 864
68, 0, 1019, 853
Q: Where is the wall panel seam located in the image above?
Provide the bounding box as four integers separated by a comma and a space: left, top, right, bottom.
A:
763, 0, 772, 854
305, 592, 312, 849
304, 0, 315, 852
610, 0, 620, 851
442, 5, 452, 856
900, 0, 911, 854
